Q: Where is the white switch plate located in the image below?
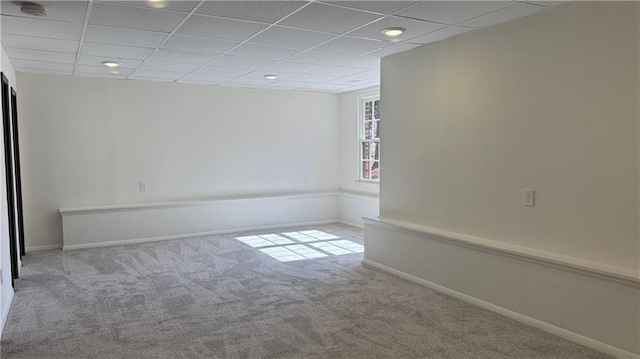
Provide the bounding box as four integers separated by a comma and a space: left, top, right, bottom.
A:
139, 182, 148, 193
523, 188, 535, 207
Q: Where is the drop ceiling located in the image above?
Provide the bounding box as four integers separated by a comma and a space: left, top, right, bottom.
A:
0, 0, 570, 93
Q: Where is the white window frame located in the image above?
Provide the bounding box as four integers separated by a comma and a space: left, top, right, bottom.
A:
358, 95, 380, 183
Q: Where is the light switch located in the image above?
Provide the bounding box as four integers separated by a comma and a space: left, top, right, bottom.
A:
139, 182, 148, 193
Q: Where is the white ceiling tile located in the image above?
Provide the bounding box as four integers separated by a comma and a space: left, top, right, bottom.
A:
75, 65, 133, 76
176, 15, 268, 41
241, 71, 298, 81
81, 43, 155, 60
458, 3, 546, 28
305, 83, 350, 91
77, 55, 143, 69
348, 16, 445, 42
98, 1, 200, 13
209, 55, 275, 69
286, 51, 353, 65
139, 61, 201, 72
395, 1, 514, 25
309, 65, 367, 77
12, 59, 74, 72
342, 82, 378, 92
129, 69, 184, 80
333, 56, 380, 68
0, 34, 79, 53
278, 2, 381, 34
89, 2, 187, 32
228, 43, 299, 61
147, 50, 216, 64
225, 77, 273, 86
261, 62, 323, 74
266, 80, 314, 88
74, 72, 128, 80
312, 36, 388, 55
326, 76, 375, 85
15, 67, 71, 76
289, 73, 340, 83
84, 25, 167, 47
346, 68, 379, 80
181, 73, 235, 83
196, 1, 307, 23
244, 26, 334, 50
1, 15, 83, 40
325, 1, 419, 15
1, 1, 88, 23
407, 26, 474, 45
161, 35, 239, 54
5, 48, 76, 64
365, 42, 421, 58
196, 65, 252, 77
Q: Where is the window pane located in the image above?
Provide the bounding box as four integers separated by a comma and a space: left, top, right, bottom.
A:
364, 121, 372, 139
373, 120, 380, 139
370, 142, 379, 160
371, 161, 379, 180
365, 101, 372, 121
374, 100, 380, 120
362, 161, 370, 179
362, 142, 370, 160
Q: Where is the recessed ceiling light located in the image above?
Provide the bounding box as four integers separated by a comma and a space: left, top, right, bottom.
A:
147, 0, 167, 8
110, 70, 120, 74
382, 27, 406, 37
101, 61, 120, 68
20, 2, 46, 17
264, 74, 278, 80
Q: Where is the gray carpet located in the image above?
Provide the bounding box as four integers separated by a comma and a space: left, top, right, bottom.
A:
2, 224, 611, 359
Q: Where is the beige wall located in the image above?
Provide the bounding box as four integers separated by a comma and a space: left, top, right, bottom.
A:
380, 1, 639, 270
18, 74, 341, 248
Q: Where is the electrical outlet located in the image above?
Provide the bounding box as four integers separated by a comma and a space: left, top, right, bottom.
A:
139, 182, 148, 193
523, 188, 535, 207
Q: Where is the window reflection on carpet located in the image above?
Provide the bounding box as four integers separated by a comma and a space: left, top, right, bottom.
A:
236, 230, 364, 262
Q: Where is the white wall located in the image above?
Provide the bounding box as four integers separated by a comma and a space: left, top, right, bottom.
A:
369, 1, 639, 355
17, 74, 341, 249
380, 1, 639, 270
337, 87, 380, 226
0, 41, 18, 336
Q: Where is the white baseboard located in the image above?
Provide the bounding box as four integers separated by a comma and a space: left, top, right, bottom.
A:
338, 219, 364, 229
1, 287, 14, 338
363, 258, 639, 359
63, 219, 339, 250
26, 244, 63, 252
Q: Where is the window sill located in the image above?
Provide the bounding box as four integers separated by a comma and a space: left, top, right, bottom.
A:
356, 180, 380, 185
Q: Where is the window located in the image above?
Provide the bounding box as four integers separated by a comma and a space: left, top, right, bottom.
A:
359, 96, 380, 182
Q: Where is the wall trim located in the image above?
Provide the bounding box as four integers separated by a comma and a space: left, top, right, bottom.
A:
338, 190, 379, 199
26, 244, 63, 252
362, 258, 639, 359
60, 191, 339, 215
363, 217, 639, 288
63, 219, 339, 251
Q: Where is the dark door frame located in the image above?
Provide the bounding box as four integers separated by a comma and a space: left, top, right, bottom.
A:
11, 87, 25, 258
1, 72, 19, 287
